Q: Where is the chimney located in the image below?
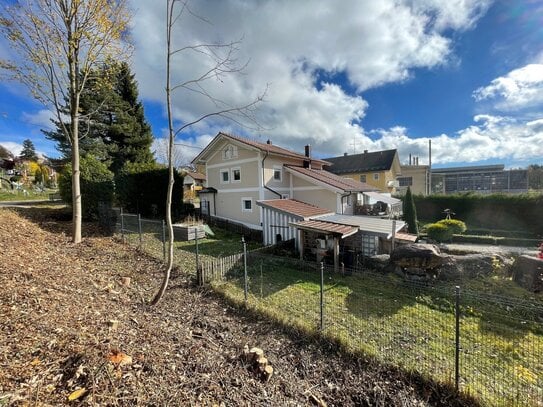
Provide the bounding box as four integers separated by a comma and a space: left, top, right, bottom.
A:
266, 139, 272, 145
344, 152, 348, 156
364, 150, 368, 154
409, 154, 412, 165
303, 144, 311, 169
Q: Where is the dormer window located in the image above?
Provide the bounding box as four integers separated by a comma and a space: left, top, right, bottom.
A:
223, 144, 238, 160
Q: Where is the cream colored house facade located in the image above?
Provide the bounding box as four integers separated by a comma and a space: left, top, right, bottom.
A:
193, 132, 376, 230
398, 164, 430, 195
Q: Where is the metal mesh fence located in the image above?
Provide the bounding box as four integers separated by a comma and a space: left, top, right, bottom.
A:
212, 251, 543, 406
113, 210, 543, 406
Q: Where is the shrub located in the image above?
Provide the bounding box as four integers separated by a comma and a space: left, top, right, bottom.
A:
436, 219, 467, 235
115, 162, 184, 219
58, 155, 114, 220
426, 223, 453, 242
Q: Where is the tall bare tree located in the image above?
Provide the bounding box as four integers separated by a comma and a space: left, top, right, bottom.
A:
1, 0, 131, 243
153, 138, 187, 169
151, 0, 265, 305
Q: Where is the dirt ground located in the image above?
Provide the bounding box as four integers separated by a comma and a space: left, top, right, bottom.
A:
0, 207, 479, 406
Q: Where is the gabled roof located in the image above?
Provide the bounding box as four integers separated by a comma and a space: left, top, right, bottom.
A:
192, 132, 331, 166
185, 171, 206, 181
324, 149, 398, 174
256, 199, 333, 220
285, 165, 378, 193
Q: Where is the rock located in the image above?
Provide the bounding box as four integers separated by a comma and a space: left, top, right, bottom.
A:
390, 244, 445, 269
511, 255, 543, 292
365, 254, 390, 272
120, 277, 131, 287
439, 254, 510, 280
108, 320, 119, 330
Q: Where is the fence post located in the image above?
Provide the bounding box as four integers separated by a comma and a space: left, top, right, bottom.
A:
455, 285, 461, 392
138, 213, 142, 247
161, 219, 166, 262
320, 262, 324, 331
120, 207, 125, 243
195, 226, 200, 283
242, 236, 248, 305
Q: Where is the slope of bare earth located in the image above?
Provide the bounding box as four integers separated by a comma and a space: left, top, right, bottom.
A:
0, 207, 478, 406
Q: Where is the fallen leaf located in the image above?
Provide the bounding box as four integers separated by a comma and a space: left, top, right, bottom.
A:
108, 351, 132, 366
30, 357, 41, 366
68, 388, 87, 401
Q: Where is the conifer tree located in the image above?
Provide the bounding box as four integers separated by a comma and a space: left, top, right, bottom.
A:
43, 62, 154, 175
403, 186, 419, 235
20, 139, 37, 160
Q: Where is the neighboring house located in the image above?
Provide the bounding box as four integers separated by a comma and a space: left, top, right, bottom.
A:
398, 163, 431, 196
183, 171, 206, 201
430, 165, 528, 194
323, 149, 402, 193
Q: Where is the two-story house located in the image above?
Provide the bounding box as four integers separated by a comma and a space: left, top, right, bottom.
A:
193, 132, 377, 230
323, 149, 402, 193
194, 132, 413, 271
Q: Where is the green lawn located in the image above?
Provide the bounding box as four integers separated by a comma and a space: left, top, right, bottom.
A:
0, 188, 58, 202
213, 257, 543, 406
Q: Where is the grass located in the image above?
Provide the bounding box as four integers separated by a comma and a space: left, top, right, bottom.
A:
212, 257, 543, 406
0, 188, 58, 202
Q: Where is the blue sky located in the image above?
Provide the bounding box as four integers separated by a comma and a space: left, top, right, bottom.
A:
1, 0, 542, 169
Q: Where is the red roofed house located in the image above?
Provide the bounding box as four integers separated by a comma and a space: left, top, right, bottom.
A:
193, 132, 412, 270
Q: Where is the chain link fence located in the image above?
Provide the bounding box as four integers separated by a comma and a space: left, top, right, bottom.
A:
111, 209, 543, 406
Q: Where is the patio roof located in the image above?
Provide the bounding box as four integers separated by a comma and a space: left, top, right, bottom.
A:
290, 219, 358, 238
316, 214, 406, 239
256, 199, 333, 220
363, 191, 402, 206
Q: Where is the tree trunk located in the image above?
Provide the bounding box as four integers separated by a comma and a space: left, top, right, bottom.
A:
150, 0, 176, 305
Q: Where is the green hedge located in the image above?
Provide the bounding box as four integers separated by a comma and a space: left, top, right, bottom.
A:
58, 155, 114, 220
115, 162, 185, 219
413, 193, 543, 237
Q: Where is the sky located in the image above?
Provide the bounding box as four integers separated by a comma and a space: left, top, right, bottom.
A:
1, 0, 542, 169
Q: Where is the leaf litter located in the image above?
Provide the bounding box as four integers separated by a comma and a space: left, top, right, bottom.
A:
0, 207, 479, 406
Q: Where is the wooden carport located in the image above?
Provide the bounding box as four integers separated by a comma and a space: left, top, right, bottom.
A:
291, 219, 358, 273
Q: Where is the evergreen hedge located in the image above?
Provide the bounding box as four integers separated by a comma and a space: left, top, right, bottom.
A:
115, 163, 185, 219
412, 193, 543, 237
58, 155, 114, 220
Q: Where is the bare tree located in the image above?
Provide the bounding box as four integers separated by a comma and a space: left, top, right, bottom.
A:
153, 138, 187, 169
0, 0, 131, 243
151, 0, 265, 305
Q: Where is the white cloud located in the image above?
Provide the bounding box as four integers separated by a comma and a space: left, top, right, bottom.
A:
21, 109, 55, 129
0, 142, 23, 157
361, 115, 543, 165
473, 64, 543, 111
130, 0, 489, 156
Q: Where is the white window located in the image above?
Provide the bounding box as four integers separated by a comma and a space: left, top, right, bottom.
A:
373, 173, 379, 181
241, 197, 253, 212
231, 167, 241, 183
220, 169, 229, 183
273, 166, 282, 182
222, 144, 238, 160
359, 174, 366, 183
398, 176, 413, 187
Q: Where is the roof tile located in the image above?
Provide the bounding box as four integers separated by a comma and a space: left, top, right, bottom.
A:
256, 199, 332, 219
285, 165, 377, 192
